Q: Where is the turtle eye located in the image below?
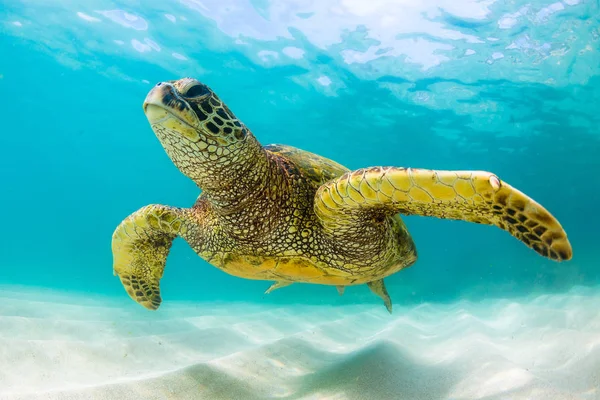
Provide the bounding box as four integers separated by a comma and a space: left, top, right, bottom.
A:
185, 84, 210, 98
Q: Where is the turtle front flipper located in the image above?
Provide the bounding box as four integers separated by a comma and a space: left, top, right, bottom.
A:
315, 167, 572, 262
112, 204, 193, 310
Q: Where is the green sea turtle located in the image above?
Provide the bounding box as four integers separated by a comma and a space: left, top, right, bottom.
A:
112, 77, 572, 312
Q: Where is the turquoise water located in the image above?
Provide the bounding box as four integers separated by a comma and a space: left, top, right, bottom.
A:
1, 0, 599, 305
0, 2, 599, 397
2, 0, 597, 307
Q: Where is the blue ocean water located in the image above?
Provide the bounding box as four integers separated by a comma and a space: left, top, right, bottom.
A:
1, 0, 597, 306
0, 1, 599, 398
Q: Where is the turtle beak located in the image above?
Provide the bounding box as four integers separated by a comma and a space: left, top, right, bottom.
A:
142, 82, 202, 142
143, 82, 171, 124
143, 82, 200, 129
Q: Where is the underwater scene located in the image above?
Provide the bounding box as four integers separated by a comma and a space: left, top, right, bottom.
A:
1, 0, 599, 399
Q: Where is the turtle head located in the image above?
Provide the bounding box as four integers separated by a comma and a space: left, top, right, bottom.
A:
143, 77, 247, 146
142, 78, 264, 192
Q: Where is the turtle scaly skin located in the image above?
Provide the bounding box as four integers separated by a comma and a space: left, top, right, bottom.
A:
112, 78, 572, 312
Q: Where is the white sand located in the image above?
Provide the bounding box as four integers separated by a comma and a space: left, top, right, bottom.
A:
0, 285, 598, 400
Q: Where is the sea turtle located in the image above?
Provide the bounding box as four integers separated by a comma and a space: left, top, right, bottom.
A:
112, 77, 572, 313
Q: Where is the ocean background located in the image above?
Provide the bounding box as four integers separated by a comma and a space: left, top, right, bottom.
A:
1, 0, 599, 399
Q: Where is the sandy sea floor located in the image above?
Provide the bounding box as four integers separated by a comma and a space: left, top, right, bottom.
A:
0, 284, 598, 400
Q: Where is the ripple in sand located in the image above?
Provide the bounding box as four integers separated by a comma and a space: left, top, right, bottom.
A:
0, 286, 598, 399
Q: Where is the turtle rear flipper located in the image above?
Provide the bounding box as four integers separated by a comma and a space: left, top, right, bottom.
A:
315, 167, 572, 262
112, 205, 195, 310
264, 281, 292, 294
367, 279, 392, 314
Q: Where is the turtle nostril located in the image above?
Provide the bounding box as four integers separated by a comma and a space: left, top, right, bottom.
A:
156, 82, 162, 87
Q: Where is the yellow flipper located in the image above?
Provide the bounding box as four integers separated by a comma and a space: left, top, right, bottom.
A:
315, 167, 572, 262
367, 279, 392, 314
112, 204, 190, 310
264, 281, 292, 294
